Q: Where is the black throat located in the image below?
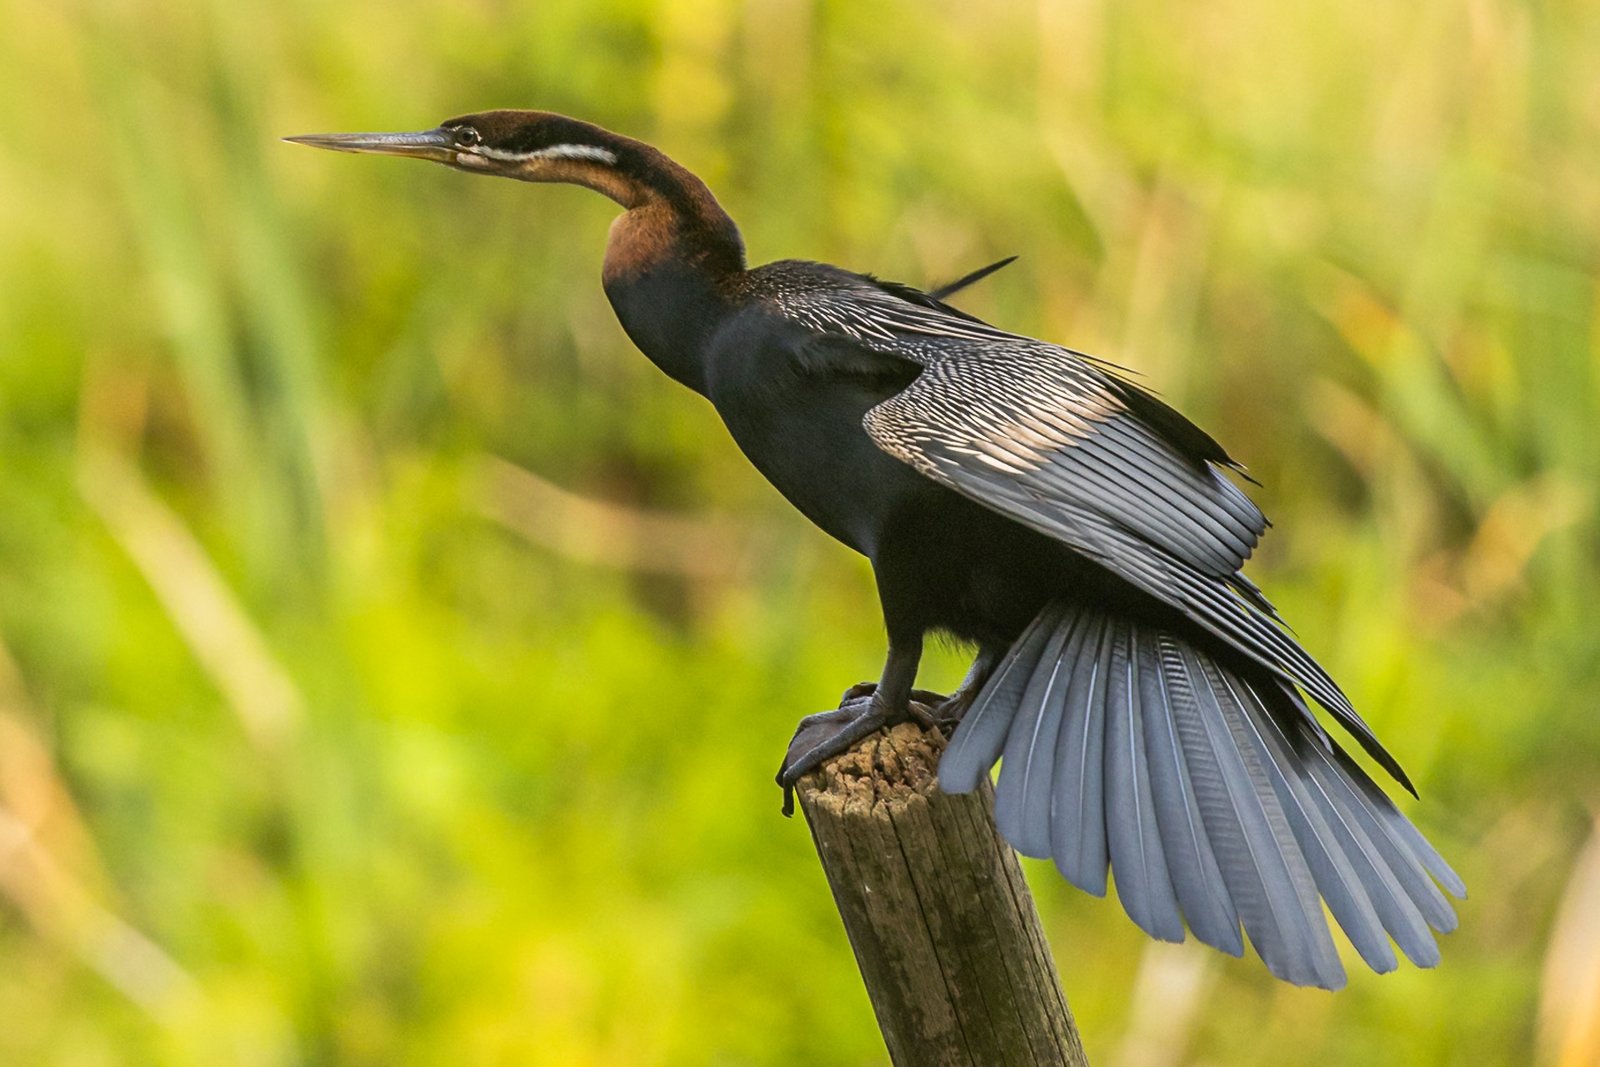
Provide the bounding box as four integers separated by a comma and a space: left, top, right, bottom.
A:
595, 141, 745, 397
602, 253, 734, 396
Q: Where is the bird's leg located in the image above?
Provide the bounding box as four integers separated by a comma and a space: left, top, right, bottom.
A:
928, 646, 1003, 730
837, 680, 948, 707
778, 636, 922, 816
839, 649, 1004, 731
834, 680, 945, 734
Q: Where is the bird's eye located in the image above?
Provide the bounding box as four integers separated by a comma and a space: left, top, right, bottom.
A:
454, 126, 482, 147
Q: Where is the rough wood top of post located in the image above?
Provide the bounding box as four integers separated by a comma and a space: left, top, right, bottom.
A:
796, 720, 1089, 1067
802, 719, 946, 812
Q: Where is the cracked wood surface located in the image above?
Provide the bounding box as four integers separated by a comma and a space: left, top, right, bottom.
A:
797, 720, 1089, 1067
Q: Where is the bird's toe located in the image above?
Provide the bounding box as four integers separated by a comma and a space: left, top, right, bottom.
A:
777, 694, 902, 815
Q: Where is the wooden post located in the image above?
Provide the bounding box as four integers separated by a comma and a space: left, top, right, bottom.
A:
796, 720, 1090, 1067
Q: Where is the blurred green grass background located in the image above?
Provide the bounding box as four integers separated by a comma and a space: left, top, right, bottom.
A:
2, 0, 1598, 1063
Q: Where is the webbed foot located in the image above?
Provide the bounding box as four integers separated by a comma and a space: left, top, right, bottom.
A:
777, 692, 931, 816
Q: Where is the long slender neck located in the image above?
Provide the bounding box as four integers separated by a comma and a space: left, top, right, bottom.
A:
600, 143, 744, 278
532, 135, 744, 395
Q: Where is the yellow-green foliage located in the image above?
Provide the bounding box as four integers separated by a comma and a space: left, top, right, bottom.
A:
1, 1, 1597, 1064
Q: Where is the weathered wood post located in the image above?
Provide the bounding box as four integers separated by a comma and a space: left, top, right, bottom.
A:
796, 720, 1090, 1067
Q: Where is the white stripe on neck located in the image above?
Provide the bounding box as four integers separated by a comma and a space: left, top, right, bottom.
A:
479, 143, 618, 164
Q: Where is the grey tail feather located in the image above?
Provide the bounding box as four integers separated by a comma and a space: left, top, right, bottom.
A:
938, 600, 1464, 989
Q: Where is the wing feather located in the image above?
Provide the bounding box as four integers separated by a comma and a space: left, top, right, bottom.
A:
754, 268, 1411, 792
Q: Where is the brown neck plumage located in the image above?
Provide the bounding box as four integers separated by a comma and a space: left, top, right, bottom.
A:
507, 137, 744, 286
602, 144, 744, 286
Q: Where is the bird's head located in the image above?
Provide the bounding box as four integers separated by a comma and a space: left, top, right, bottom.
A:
286, 110, 646, 205
287, 108, 744, 281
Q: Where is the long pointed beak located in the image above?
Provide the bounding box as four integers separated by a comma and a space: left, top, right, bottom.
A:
282, 129, 457, 162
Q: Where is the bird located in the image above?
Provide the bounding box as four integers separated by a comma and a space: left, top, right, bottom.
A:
287, 110, 1464, 989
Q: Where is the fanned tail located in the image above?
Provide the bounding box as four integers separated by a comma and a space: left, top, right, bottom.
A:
939, 601, 1463, 989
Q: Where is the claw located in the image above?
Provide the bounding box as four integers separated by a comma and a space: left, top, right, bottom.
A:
904, 699, 941, 730
925, 688, 978, 733
777, 693, 909, 815
839, 681, 877, 704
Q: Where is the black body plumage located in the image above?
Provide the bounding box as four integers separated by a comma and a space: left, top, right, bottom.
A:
289, 110, 1463, 989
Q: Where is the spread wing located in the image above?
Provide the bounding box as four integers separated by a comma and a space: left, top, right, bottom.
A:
870, 345, 1264, 578
771, 272, 1410, 791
